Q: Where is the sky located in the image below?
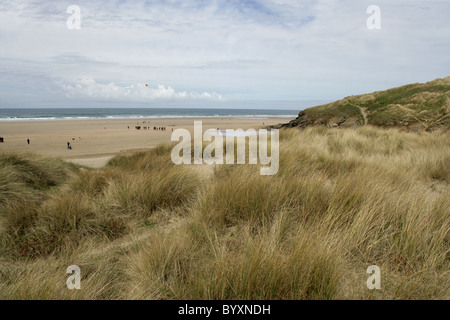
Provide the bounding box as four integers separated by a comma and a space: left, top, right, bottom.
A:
0, 0, 449, 109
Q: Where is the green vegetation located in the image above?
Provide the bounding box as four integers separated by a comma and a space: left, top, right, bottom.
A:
0, 127, 449, 299
285, 76, 450, 131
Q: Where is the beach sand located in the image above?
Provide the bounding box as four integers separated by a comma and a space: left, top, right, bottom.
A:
0, 117, 290, 167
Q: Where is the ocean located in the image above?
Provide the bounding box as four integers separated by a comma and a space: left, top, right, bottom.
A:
0, 108, 298, 121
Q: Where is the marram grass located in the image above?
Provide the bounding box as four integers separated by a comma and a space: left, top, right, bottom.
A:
0, 126, 448, 299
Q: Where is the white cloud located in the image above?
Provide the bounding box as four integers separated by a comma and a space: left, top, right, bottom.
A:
58, 78, 224, 101
0, 0, 449, 107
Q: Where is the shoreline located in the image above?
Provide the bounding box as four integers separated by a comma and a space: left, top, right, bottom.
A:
0, 116, 291, 167
0, 115, 297, 122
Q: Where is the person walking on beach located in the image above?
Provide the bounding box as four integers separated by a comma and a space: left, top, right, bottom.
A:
67, 142, 72, 150
27, 138, 30, 145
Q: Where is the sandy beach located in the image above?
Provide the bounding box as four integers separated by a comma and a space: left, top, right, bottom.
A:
0, 117, 290, 167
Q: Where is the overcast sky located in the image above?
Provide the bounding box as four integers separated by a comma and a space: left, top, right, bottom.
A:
0, 0, 449, 109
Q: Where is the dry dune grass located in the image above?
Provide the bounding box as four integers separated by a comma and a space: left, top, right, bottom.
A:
0, 126, 448, 299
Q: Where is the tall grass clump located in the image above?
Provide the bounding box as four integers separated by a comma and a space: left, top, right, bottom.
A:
107, 144, 175, 172
1, 190, 127, 259
104, 144, 204, 217
124, 214, 344, 300
0, 152, 76, 213
104, 166, 202, 217
197, 165, 332, 228
0, 152, 80, 258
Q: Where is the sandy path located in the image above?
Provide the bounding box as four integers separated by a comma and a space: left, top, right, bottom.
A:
66, 155, 116, 168
359, 106, 368, 125
349, 103, 368, 126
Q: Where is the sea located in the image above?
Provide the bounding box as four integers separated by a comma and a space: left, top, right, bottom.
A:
0, 108, 299, 121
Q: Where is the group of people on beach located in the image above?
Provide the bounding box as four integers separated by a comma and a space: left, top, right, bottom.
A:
129, 125, 168, 131
0, 137, 74, 150
0, 137, 30, 144
0, 136, 80, 150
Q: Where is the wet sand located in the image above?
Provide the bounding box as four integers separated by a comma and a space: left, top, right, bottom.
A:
0, 117, 290, 167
